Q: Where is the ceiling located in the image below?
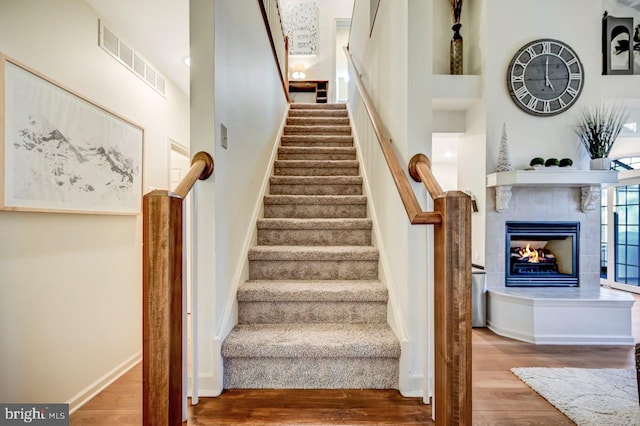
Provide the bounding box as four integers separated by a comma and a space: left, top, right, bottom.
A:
85, 0, 190, 95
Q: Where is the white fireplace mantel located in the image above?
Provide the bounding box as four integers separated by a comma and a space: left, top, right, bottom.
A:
486, 169, 618, 213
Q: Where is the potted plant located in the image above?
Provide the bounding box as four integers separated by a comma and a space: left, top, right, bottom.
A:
545, 158, 560, 167
574, 103, 628, 170
529, 157, 545, 168
559, 158, 573, 168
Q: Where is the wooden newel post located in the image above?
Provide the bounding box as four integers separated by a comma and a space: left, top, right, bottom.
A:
433, 191, 472, 425
143, 190, 184, 426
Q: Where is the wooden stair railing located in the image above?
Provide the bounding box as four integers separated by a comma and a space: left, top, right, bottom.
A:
345, 47, 472, 425
143, 151, 214, 426
258, 0, 291, 102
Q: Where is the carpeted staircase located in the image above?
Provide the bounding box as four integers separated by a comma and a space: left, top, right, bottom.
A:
221, 103, 400, 389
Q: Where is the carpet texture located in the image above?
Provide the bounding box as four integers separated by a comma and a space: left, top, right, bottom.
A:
511, 367, 640, 425
222, 103, 400, 389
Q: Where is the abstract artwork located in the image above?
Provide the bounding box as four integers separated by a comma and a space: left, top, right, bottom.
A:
281, 0, 318, 55
1, 54, 143, 214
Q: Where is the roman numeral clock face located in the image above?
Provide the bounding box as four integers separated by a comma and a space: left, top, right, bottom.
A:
507, 39, 584, 116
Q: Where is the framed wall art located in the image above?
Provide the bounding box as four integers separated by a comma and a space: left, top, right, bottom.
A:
281, 0, 319, 56
0, 54, 144, 214
602, 14, 635, 75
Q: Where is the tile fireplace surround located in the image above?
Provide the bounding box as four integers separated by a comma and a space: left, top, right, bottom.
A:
484, 170, 634, 345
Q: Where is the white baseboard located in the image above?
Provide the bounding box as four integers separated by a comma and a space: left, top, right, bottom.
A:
188, 373, 219, 397
67, 351, 141, 414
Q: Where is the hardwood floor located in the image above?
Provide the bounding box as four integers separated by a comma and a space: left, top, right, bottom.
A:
70, 291, 640, 425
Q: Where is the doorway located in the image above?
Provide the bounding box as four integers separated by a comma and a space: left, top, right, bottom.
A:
335, 19, 350, 103
169, 141, 192, 312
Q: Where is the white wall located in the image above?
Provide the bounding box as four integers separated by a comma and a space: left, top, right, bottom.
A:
189, 0, 217, 397
0, 0, 189, 408
348, 0, 432, 397
204, 0, 288, 394
285, 0, 354, 102
483, 0, 602, 173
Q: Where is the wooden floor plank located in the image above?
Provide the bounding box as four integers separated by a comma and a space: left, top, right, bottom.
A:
70, 292, 640, 425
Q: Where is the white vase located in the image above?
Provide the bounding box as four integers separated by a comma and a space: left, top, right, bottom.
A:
590, 158, 611, 170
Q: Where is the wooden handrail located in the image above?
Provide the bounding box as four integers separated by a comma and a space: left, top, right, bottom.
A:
173, 151, 215, 198
343, 47, 441, 225
143, 151, 214, 426
408, 154, 444, 200
258, 0, 291, 103
344, 47, 472, 425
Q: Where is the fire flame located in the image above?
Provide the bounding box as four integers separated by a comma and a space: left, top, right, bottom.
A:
518, 243, 541, 263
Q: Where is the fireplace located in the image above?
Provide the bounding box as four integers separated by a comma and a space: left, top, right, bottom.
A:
505, 221, 579, 287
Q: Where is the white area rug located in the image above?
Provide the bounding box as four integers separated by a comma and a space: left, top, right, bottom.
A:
511, 367, 640, 425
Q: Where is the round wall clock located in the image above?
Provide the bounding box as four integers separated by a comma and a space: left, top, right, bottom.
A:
507, 39, 584, 116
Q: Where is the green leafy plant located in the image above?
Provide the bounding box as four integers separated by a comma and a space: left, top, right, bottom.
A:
559, 158, 573, 167
574, 104, 628, 159
545, 158, 559, 167
530, 157, 544, 167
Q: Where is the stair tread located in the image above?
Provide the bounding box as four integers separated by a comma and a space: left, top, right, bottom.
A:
288, 110, 348, 117
222, 323, 400, 358
290, 103, 346, 109
287, 118, 350, 124
283, 125, 352, 136
285, 125, 351, 130
264, 195, 367, 204
248, 245, 378, 260
257, 218, 372, 230
278, 147, 356, 154
270, 176, 362, 184
238, 280, 387, 302
281, 135, 353, 140
274, 160, 359, 168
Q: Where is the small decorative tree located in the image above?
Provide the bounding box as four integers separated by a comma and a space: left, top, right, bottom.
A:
497, 123, 513, 172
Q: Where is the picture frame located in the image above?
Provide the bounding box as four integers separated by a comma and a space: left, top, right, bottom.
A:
602, 15, 635, 75
282, 0, 319, 56
0, 53, 144, 215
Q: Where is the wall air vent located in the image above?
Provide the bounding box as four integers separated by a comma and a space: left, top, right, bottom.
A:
98, 20, 166, 97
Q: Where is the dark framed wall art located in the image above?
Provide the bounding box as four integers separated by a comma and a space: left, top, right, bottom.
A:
0, 54, 144, 214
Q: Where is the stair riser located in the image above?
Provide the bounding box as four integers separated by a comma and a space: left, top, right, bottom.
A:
284, 126, 351, 135
274, 167, 359, 176
238, 301, 387, 324
278, 152, 356, 161
264, 204, 367, 219
288, 109, 348, 118
286, 118, 350, 126
270, 183, 362, 195
223, 357, 398, 389
290, 104, 347, 110
280, 136, 353, 147
257, 229, 371, 246
249, 259, 378, 280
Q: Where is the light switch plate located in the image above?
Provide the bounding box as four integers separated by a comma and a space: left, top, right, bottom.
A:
221, 123, 228, 149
